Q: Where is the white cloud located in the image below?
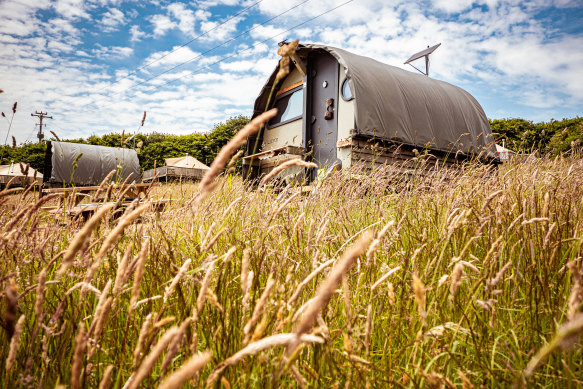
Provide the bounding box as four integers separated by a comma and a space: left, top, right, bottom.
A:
199, 15, 242, 41
149, 3, 207, 38
0, 0, 51, 36
478, 35, 583, 107
53, 0, 89, 20
219, 60, 255, 72
47, 40, 76, 53
151, 14, 177, 37
143, 46, 202, 67
432, 0, 476, 13
249, 24, 286, 42
168, 3, 196, 36
520, 87, 563, 109
195, 0, 250, 8
127, 8, 139, 19
256, 0, 391, 25
129, 25, 147, 42
236, 42, 270, 58
46, 18, 80, 37
92, 45, 134, 59
100, 8, 126, 33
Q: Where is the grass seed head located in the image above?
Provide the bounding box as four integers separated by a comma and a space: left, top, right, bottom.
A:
294, 231, 373, 339
450, 262, 464, 298
133, 313, 154, 370
126, 327, 180, 389
412, 275, 427, 327
130, 240, 150, 312
488, 261, 512, 289
71, 322, 87, 389
243, 275, 275, 345
4, 278, 18, 339
98, 365, 114, 389
197, 259, 216, 313
5, 314, 25, 373
158, 351, 212, 389
567, 261, 583, 320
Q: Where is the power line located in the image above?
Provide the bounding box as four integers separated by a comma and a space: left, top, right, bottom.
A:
98, 0, 354, 110
87, 0, 312, 107
24, 128, 37, 143
95, 0, 266, 93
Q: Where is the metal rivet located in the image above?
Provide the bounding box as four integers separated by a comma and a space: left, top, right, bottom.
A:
322, 81, 328, 88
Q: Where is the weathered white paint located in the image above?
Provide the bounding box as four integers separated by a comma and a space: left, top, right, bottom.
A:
261, 68, 304, 152
337, 66, 355, 169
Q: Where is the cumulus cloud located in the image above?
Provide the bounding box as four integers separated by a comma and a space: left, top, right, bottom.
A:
150, 3, 205, 37
431, 0, 476, 13
151, 14, 177, 37
195, 0, 252, 8
219, 60, 255, 72
100, 8, 125, 32
168, 3, 197, 35
249, 24, 287, 42
143, 46, 202, 67
53, 0, 89, 20
92, 45, 134, 59
0, 0, 51, 36
129, 25, 147, 42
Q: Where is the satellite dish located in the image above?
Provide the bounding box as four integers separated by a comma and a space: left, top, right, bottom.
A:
404, 43, 441, 77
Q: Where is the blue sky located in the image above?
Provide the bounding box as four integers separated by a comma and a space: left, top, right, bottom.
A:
0, 0, 582, 143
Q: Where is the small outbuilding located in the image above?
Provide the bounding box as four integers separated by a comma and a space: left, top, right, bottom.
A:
142, 154, 210, 182
495, 144, 516, 162
43, 141, 141, 187
243, 43, 499, 181
0, 162, 43, 187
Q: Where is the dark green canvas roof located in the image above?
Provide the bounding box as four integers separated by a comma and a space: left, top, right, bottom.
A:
254, 44, 498, 160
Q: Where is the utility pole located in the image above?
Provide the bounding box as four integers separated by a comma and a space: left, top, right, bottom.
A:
31, 111, 53, 143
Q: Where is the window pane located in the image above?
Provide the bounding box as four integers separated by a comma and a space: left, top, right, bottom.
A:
269, 88, 303, 127
341, 79, 353, 100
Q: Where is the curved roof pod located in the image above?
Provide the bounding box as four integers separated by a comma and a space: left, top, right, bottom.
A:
253, 43, 498, 161
46, 141, 140, 186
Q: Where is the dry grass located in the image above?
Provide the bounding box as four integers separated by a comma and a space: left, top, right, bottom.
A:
1, 154, 583, 387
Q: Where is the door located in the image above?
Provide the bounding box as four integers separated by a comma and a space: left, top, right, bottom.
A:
309, 52, 339, 168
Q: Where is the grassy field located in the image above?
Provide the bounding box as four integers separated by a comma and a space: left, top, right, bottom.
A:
1, 153, 583, 388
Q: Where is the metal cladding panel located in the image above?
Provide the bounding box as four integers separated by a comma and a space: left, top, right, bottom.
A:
253, 44, 498, 161
49, 141, 140, 186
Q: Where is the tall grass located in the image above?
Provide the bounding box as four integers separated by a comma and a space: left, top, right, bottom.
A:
1, 154, 582, 387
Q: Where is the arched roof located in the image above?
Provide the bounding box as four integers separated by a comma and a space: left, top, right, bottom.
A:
253, 44, 498, 160
48, 141, 140, 186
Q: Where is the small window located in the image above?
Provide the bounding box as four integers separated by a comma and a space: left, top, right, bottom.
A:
268, 87, 303, 128
341, 78, 353, 101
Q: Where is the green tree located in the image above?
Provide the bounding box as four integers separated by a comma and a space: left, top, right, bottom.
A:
0, 142, 47, 172
490, 117, 583, 155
